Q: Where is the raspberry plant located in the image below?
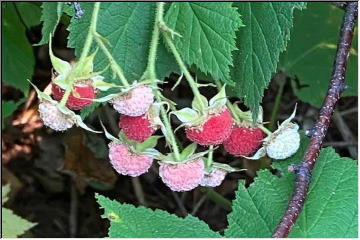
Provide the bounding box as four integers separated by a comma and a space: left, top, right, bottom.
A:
3, 1, 357, 238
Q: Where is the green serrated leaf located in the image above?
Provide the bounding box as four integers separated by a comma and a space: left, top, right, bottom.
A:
3, 2, 34, 96
96, 193, 220, 237
68, 2, 178, 85
228, 2, 306, 121
2, 208, 36, 238
37, 2, 67, 45
225, 134, 357, 238
165, 2, 243, 83
280, 3, 358, 107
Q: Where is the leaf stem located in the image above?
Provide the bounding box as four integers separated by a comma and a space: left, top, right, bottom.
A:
162, 33, 205, 113
59, 2, 101, 107
144, 2, 181, 161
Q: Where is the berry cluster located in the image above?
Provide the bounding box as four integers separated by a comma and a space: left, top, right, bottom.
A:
33, 36, 301, 193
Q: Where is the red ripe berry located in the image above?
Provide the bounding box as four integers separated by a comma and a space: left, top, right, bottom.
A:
223, 127, 265, 156
51, 82, 96, 110
119, 114, 155, 142
185, 108, 233, 146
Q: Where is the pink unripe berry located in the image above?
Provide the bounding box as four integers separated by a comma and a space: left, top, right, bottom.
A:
108, 142, 153, 177
112, 85, 154, 116
159, 158, 205, 192
199, 169, 227, 187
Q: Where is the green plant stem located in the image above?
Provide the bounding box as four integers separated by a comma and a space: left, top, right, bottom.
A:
206, 145, 214, 169
143, 2, 181, 161
269, 77, 286, 131
162, 33, 205, 112
199, 187, 232, 211
59, 2, 101, 107
93, 33, 130, 87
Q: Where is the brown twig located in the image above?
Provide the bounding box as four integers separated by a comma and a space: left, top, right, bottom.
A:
273, 2, 358, 238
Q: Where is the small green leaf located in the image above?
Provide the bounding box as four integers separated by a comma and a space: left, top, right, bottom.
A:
165, 2, 243, 83
96, 193, 220, 237
172, 108, 200, 123
2, 208, 36, 238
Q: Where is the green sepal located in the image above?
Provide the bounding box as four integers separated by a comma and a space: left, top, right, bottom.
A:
134, 136, 162, 153
172, 108, 200, 124
28, 80, 57, 103
100, 119, 121, 143
49, 36, 72, 76
191, 94, 208, 112
208, 84, 227, 112
57, 104, 102, 133
180, 142, 198, 160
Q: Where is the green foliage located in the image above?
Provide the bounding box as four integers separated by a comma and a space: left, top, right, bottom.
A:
3, 2, 36, 96
2, 185, 36, 238
38, 2, 74, 45
14, 2, 41, 27
96, 194, 220, 238
228, 2, 306, 121
280, 3, 358, 107
165, 2, 243, 84
225, 135, 358, 238
68, 2, 177, 84
68, 2, 178, 118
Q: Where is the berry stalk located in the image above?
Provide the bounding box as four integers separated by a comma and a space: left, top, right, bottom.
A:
206, 145, 214, 169
60, 2, 100, 107
143, 2, 181, 161
273, 2, 358, 237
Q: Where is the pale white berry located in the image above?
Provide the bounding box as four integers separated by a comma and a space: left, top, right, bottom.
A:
199, 168, 227, 187
38, 101, 74, 131
112, 85, 154, 117
266, 124, 300, 160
